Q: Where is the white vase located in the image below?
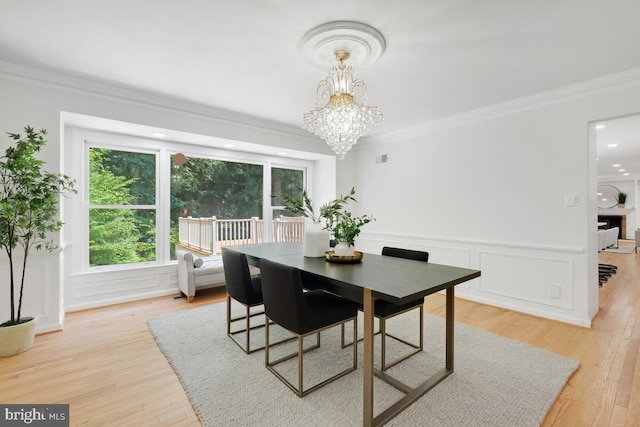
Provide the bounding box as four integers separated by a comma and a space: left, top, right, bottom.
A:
303, 219, 330, 257
334, 241, 355, 257
0, 317, 38, 357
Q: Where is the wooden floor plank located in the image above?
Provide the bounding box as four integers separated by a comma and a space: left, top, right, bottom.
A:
615, 339, 640, 408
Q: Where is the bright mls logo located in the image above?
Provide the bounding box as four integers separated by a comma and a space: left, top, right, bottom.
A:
1, 404, 69, 426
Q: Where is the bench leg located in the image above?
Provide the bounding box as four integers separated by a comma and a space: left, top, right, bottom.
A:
188, 296, 195, 303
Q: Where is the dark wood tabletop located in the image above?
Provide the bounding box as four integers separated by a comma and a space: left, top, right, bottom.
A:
227, 242, 481, 305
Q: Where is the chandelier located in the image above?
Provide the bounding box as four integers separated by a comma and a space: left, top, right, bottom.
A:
302, 50, 383, 159
299, 21, 386, 159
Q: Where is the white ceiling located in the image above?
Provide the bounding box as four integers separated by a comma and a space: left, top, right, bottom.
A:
595, 114, 640, 181
2, 0, 640, 172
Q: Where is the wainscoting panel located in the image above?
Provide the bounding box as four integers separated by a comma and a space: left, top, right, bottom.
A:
72, 274, 162, 298
65, 264, 180, 312
416, 245, 470, 268
55, 233, 588, 327
359, 231, 588, 326
477, 251, 574, 310
21, 264, 48, 317
0, 263, 48, 318
0, 254, 60, 333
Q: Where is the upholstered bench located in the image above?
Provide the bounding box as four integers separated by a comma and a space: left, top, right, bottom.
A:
176, 251, 226, 302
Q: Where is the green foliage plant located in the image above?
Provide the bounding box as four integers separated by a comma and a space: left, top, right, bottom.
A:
324, 210, 374, 247
321, 188, 374, 247
0, 127, 75, 327
283, 188, 356, 222
281, 188, 321, 221
281, 187, 374, 246
281, 186, 357, 223
318, 187, 357, 222
616, 191, 628, 204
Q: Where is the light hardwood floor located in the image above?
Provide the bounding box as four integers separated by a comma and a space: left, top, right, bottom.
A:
1, 247, 639, 426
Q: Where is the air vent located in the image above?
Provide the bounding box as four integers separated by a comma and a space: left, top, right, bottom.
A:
375, 154, 388, 164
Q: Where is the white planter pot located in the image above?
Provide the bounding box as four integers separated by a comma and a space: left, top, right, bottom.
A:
303, 219, 331, 257
0, 317, 38, 357
334, 241, 355, 257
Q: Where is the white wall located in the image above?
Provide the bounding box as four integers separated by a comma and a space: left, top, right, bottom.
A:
0, 61, 336, 332
350, 69, 640, 326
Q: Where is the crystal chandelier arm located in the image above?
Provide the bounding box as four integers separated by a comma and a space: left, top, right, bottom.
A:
351, 78, 368, 104
315, 79, 332, 107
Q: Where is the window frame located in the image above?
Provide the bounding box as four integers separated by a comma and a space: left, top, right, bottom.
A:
74, 130, 313, 273
269, 164, 307, 216
85, 142, 161, 270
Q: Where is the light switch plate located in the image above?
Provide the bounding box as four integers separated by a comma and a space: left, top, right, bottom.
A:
564, 193, 580, 206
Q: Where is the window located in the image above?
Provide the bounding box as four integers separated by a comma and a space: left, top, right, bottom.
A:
88, 147, 157, 266
170, 155, 264, 258
270, 167, 304, 218
77, 127, 314, 271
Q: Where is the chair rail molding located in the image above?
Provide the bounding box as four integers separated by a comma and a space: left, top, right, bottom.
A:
359, 230, 584, 254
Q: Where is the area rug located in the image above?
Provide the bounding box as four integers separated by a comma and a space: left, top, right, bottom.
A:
147, 304, 579, 426
602, 245, 635, 254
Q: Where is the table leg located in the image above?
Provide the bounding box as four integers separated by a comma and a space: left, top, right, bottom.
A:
446, 286, 454, 370
369, 286, 456, 426
363, 287, 374, 427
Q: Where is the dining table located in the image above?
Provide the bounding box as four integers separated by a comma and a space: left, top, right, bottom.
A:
226, 242, 481, 427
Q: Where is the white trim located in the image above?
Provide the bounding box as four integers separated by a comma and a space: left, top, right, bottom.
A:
362, 230, 584, 254
64, 288, 179, 313
0, 59, 317, 141
454, 292, 592, 328
35, 322, 63, 334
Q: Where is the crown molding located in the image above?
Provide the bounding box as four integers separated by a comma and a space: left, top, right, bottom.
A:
361, 66, 640, 145
6, 59, 639, 150
0, 59, 318, 142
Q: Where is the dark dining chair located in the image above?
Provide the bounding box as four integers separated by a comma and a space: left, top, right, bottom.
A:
341, 246, 428, 371
259, 258, 359, 397
222, 247, 269, 354
378, 246, 428, 370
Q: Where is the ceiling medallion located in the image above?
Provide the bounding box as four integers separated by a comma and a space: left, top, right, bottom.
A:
300, 21, 386, 159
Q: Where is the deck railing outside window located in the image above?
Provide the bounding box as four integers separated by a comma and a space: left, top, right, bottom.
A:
273, 216, 305, 242
178, 216, 265, 254
178, 216, 305, 255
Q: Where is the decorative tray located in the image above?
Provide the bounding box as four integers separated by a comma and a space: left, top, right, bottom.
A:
325, 250, 363, 263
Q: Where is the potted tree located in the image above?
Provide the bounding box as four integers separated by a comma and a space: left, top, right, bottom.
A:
0, 126, 75, 356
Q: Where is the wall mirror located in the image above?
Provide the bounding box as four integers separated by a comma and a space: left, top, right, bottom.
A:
597, 184, 620, 209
